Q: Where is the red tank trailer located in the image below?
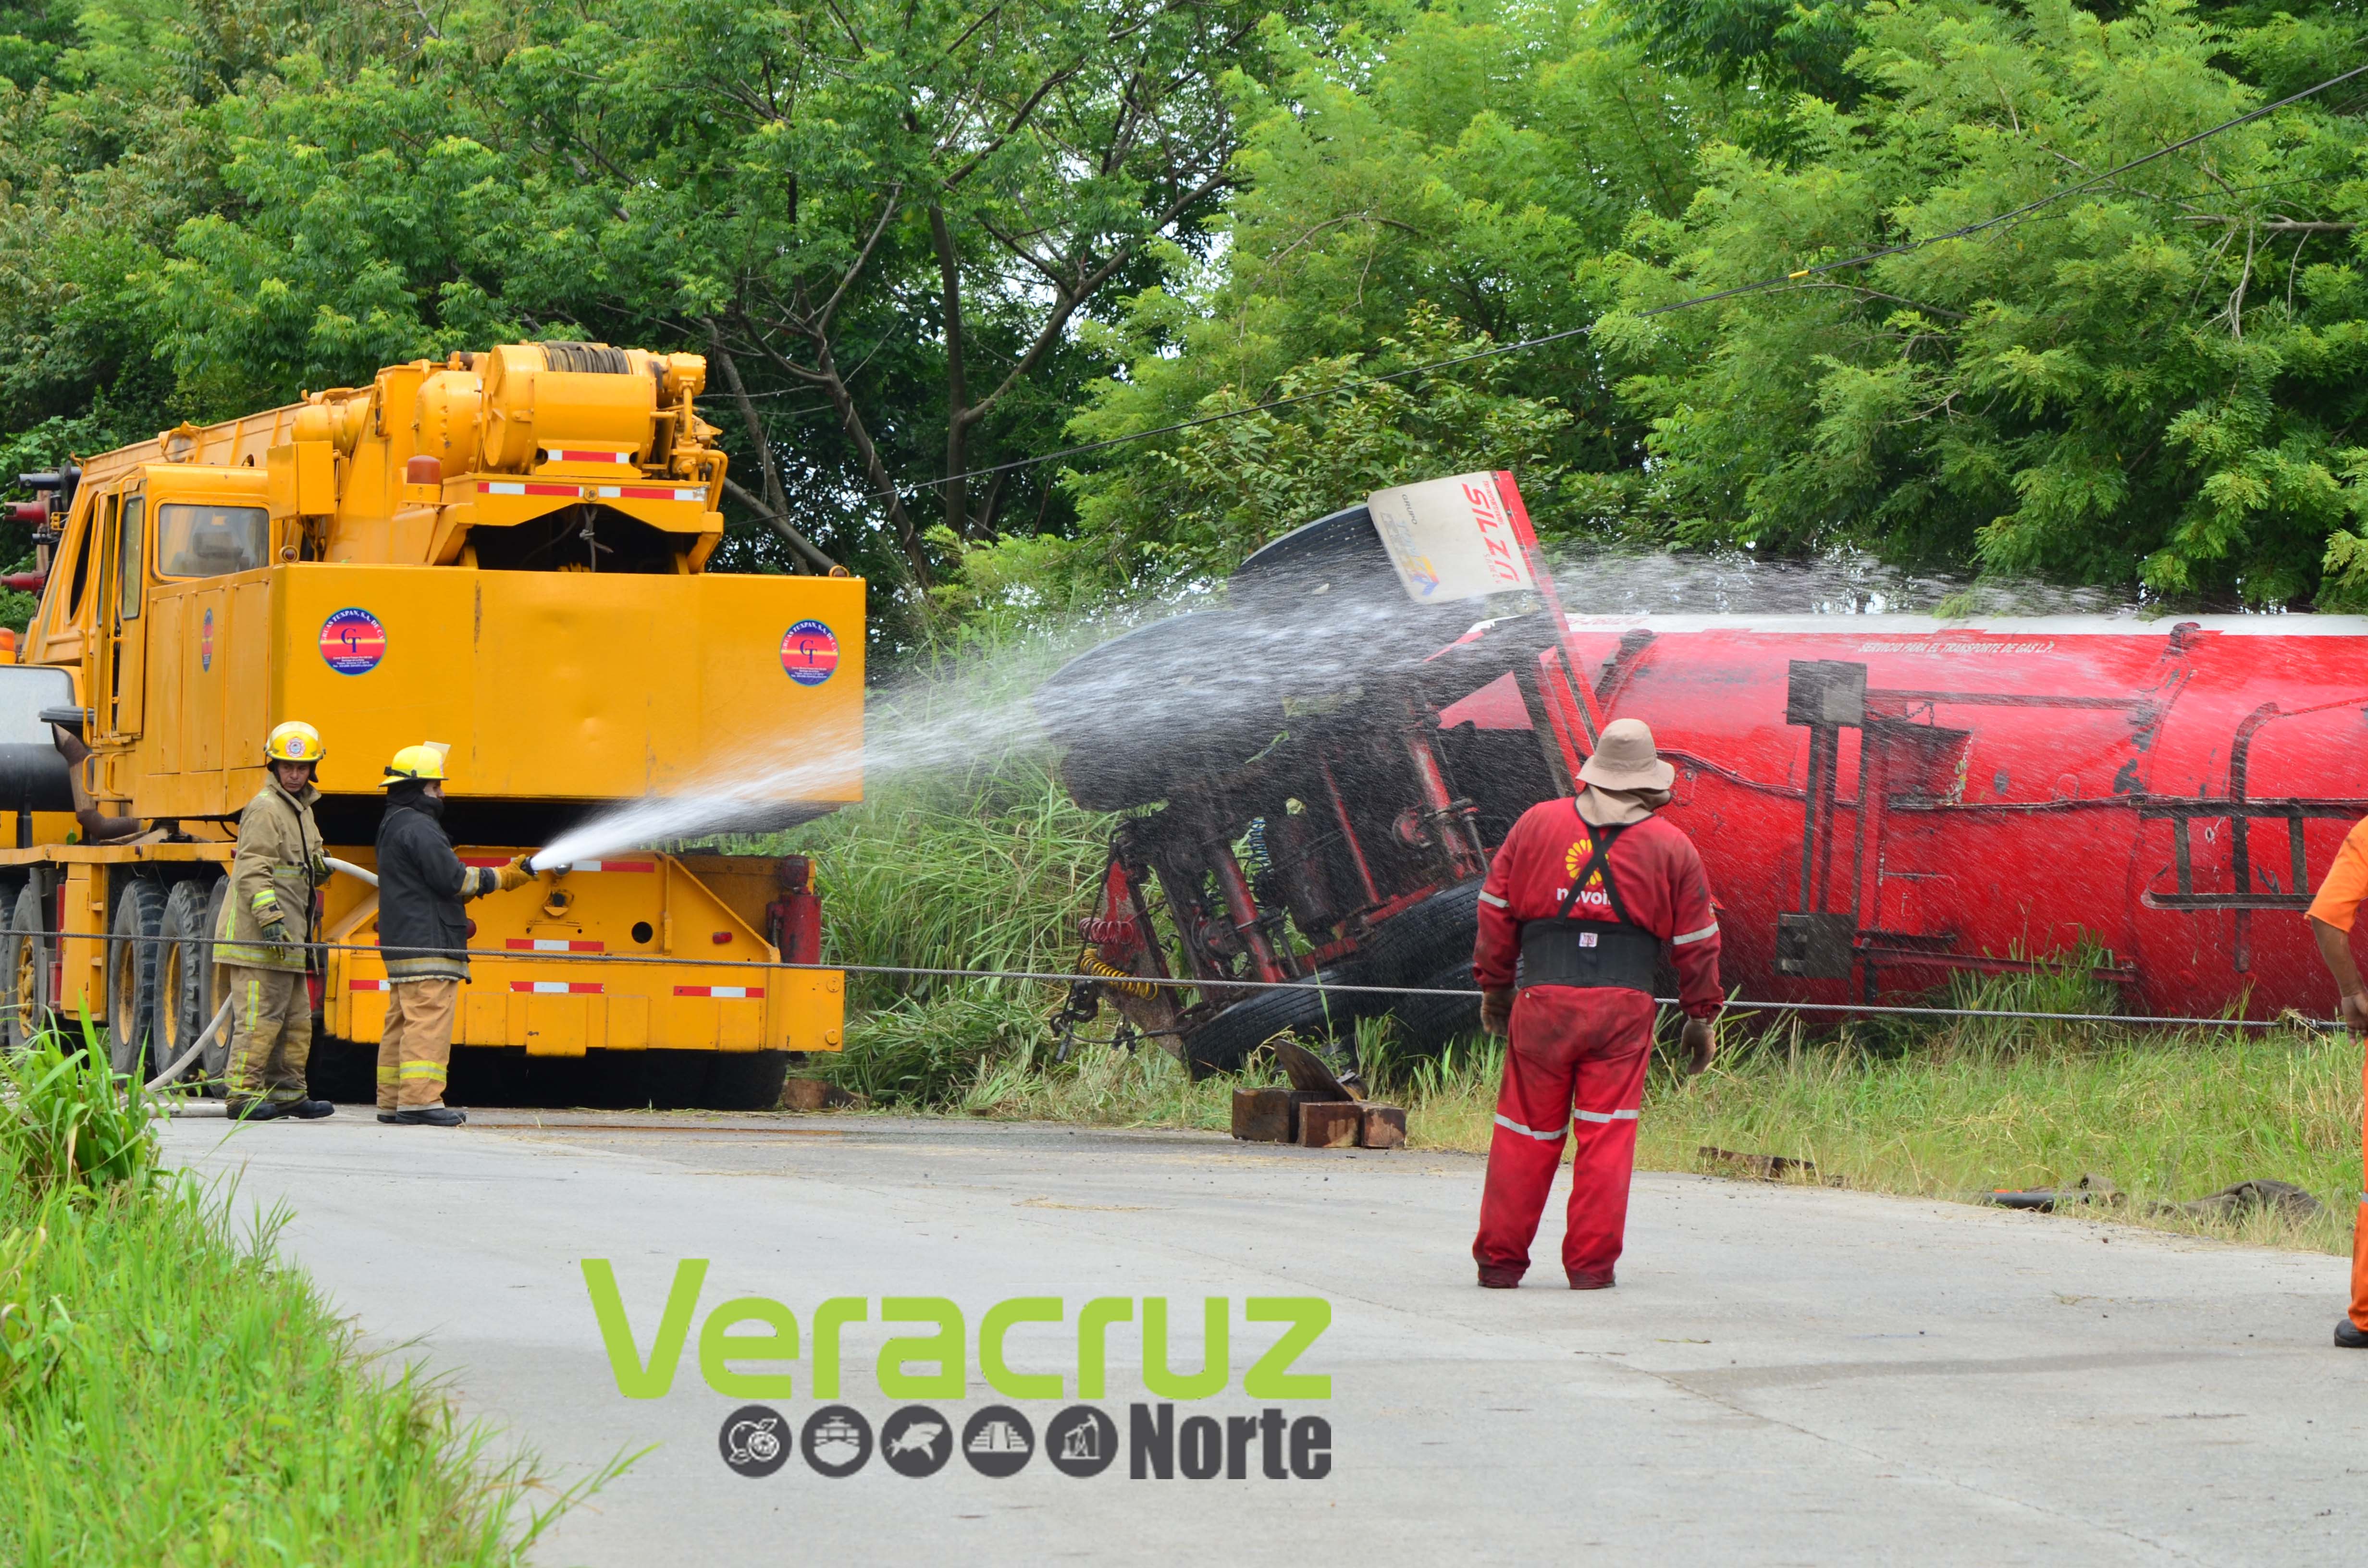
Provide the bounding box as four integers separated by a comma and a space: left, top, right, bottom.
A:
1038, 474, 2364, 1072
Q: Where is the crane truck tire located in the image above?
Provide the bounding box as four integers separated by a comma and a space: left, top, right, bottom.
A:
106, 878, 168, 1079
4, 882, 52, 1051
154, 879, 218, 1089
709, 1049, 795, 1112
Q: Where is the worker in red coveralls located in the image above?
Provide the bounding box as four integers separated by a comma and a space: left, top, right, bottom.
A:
1471, 718, 1722, 1289
2302, 820, 2368, 1350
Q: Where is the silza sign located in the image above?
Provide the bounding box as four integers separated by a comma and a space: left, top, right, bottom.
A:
1367, 471, 1536, 603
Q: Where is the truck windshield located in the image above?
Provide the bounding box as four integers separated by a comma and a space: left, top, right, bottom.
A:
157, 503, 270, 578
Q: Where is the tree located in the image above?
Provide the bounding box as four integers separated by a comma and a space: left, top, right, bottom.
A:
1052, 0, 1727, 593
133, 0, 1278, 599
1599, 0, 2368, 605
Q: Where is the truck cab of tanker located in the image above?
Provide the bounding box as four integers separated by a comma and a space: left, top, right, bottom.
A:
1, 342, 860, 1108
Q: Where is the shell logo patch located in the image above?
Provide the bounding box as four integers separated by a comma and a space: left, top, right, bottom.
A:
781, 619, 839, 686
200, 607, 214, 673
320, 607, 387, 676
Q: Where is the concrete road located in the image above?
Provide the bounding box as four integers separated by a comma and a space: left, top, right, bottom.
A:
162, 1111, 2364, 1566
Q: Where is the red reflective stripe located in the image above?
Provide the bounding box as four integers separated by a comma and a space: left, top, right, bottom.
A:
503, 938, 604, 952
674, 985, 764, 998
509, 981, 604, 994
573, 859, 657, 872
477, 480, 583, 497
349, 979, 387, 991
544, 448, 633, 463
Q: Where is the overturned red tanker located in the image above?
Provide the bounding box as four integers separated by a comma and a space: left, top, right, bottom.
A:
1037, 474, 2367, 1071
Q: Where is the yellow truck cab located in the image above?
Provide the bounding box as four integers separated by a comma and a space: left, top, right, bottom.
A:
3, 342, 858, 1107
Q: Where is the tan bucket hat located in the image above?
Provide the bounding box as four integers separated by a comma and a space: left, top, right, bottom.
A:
1578, 717, 1675, 791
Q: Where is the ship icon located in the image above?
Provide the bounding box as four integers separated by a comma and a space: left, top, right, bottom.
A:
968, 1419, 1032, 1454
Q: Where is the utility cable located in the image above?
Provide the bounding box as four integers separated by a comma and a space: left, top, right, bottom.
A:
850, 58, 2368, 509
28, 926, 2343, 1032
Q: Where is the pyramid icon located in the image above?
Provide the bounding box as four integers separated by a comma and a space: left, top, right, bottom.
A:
968, 1420, 1030, 1454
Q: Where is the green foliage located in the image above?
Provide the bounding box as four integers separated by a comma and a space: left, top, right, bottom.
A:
1065, 308, 1592, 590
0, 1167, 614, 1563
0, 1024, 159, 1191
1603, 0, 2368, 602
8, 0, 2368, 615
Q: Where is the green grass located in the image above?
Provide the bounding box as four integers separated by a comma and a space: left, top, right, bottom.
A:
0, 1033, 618, 1565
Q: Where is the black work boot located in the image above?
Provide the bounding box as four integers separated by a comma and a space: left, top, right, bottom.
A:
392, 1105, 466, 1127
280, 1099, 335, 1119
225, 1098, 287, 1122
2337, 1319, 2368, 1349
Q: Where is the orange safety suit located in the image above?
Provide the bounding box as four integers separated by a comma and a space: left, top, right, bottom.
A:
2303, 817, 2368, 1335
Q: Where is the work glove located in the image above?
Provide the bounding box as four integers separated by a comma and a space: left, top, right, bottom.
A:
493, 854, 535, 893
309, 852, 331, 882
1681, 1016, 1717, 1077
259, 915, 292, 948
1480, 986, 1515, 1039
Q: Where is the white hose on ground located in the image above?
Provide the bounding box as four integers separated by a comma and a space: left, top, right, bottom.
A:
325, 857, 378, 888
145, 995, 235, 1093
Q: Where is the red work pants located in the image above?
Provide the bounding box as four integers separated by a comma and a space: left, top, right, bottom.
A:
2354, 1053, 2367, 1331
1473, 986, 1656, 1286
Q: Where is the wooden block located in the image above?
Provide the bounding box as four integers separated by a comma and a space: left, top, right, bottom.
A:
1232, 1087, 1295, 1142
782, 1077, 831, 1112
1297, 1101, 1363, 1149
1358, 1102, 1406, 1150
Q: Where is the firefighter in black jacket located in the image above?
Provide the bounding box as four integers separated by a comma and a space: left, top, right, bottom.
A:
374, 744, 531, 1125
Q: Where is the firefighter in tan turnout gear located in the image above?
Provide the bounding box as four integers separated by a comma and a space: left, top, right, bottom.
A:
373, 744, 533, 1126
215, 721, 335, 1121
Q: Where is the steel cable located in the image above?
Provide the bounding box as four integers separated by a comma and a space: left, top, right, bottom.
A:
21, 924, 2346, 1032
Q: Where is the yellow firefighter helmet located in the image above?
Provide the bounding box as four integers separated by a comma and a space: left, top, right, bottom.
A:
380, 743, 450, 787
264, 721, 324, 764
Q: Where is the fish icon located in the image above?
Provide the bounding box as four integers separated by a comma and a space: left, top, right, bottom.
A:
888, 1420, 945, 1458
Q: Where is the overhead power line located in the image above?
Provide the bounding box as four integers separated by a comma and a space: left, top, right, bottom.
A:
856, 58, 2368, 508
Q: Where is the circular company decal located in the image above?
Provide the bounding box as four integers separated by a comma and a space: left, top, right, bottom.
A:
1045, 1405, 1119, 1478
199, 607, 214, 673
319, 607, 387, 676
879, 1406, 953, 1478
961, 1404, 1035, 1478
717, 1405, 791, 1478
801, 1405, 874, 1478
780, 618, 839, 686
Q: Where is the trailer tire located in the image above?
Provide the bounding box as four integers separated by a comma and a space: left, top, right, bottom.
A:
2, 882, 49, 1051
1340, 879, 1483, 991
1383, 959, 1487, 1056
1180, 969, 1369, 1078
155, 880, 219, 1088
107, 879, 167, 1079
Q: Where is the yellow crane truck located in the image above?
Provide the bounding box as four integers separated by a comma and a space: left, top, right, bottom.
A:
1, 341, 859, 1108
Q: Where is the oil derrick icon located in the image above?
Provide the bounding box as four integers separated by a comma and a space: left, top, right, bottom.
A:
1060, 1421, 1100, 1462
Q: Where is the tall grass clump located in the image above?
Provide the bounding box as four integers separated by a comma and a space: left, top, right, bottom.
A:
732, 619, 1127, 1104
0, 1028, 611, 1563
0, 1021, 160, 1189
